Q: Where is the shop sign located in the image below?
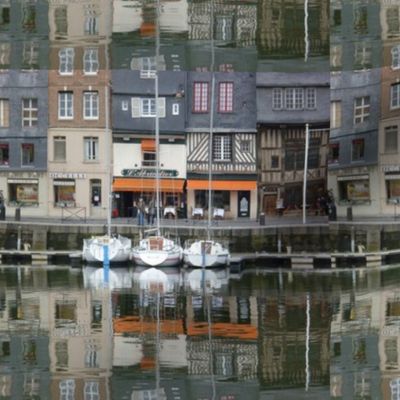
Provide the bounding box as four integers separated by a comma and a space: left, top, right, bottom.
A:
121, 168, 178, 178
49, 172, 86, 179
382, 165, 400, 172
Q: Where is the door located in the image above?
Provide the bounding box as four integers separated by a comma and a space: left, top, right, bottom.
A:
263, 194, 277, 215
238, 191, 250, 217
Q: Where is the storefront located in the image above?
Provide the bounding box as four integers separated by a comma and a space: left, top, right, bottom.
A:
337, 174, 370, 203
7, 178, 39, 206
186, 179, 257, 219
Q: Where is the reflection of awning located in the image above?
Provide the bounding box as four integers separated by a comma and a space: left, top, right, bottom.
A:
113, 178, 184, 192
141, 139, 156, 152
187, 180, 257, 191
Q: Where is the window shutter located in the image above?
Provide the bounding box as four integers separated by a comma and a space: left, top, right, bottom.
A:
131, 98, 140, 118
157, 97, 166, 118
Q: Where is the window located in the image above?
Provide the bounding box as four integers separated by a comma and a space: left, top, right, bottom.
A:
85, 340, 99, 368
330, 44, 342, 70
0, 43, 10, 69
393, 45, 400, 69
285, 88, 304, 110
218, 82, 233, 112
21, 143, 34, 165
354, 42, 372, 70
84, 381, 99, 400
58, 92, 73, 119
193, 82, 209, 113
22, 4, 36, 33
54, 6, 67, 37
142, 151, 156, 167
84, 16, 98, 35
354, 96, 370, 124
0, 144, 9, 165
22, 41, 39, 70
58, 48, 74, 75
329, 143, 340, 163
83, 48, 99, 75
240, 140, 250, 153
22, 99, 38, 127
305, 88, 316, 109
271, 155, 279, 169
339, 179, 370, 202
54, 136, 66, 161
272, 88, 283, 110
131, 98, 166, 118
0, 99, 9, 127
352, 138, 365, 161
83, 91, 99, 120
59, 379, 75, 400
172, 103, 179, 115
140, 57, 156, 78
84, 137, 98, 161
194, 190, 230, 210
385, 126, 398, 153
331, 101, 342, 129
213, 135, 232, 161
392, 83, 400, 109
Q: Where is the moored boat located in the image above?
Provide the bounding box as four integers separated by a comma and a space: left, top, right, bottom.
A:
82, 235, 132, 264
183, 239, 229, 268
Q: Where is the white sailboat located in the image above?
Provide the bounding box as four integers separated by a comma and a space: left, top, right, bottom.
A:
183, 0, 229, 268
82, 27, 131, 264
131, 0, 183, 268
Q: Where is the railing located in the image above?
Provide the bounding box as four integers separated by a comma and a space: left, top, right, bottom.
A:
61, 205, 87, 222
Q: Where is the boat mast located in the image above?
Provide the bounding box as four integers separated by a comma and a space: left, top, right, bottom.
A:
155, 0, 161, 236
207, 0, 215, 240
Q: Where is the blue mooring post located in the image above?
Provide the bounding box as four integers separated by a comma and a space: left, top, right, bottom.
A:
103, 245, 110, 285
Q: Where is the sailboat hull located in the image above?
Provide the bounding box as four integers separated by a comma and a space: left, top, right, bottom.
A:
82, 235, 132, 264
183, 240, 230, 268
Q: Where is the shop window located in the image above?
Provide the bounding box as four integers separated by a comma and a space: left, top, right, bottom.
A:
84, 137, 98, 161
386, 179, 400, 202
54, 136, 66, 162
8, 182, 38, 206
352, 138, 365, 161
385, 126, 398, 153
165, 192, 178, 207
54, 180, 75, 207
194, 190, 230, 211
21, 143, 34, 165
213, 135, 232, 162
0, 143, 8, 165
338, 179, 370, 202
90, 179, 101, 207
22, 99, 38, 127
329, 143, 340, 163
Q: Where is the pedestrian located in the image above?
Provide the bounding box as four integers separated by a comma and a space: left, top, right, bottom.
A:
146, 199, 155, 225
137, 198, 145, 226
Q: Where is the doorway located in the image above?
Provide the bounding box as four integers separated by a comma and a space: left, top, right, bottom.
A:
238, 191, 250, 217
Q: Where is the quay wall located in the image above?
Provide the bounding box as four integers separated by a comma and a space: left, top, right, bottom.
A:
0, 220, 399, 255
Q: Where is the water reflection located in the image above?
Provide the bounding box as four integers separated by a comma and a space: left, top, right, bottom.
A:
0, 264, 400, 398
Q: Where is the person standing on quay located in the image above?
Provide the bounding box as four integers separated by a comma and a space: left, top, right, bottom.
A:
148, 198, 156, 225
137, 198, 145, 226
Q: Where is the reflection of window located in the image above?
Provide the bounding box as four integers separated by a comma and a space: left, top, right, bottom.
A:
83, 91, 99, 120
22, 41, 39, 69
385, 126, 398, 153
55, 340, 68, 368
55, 301, 76, 326
58, 91, 73, 119
0, 43, 10, 68
218, 82, 233, 113
59, 48, 74, 75
21, 143, 34, 165
0, 6, 10, 29
193, 82, 209, 113
84, 381, 99, 400
22, 99, 38, 127
329, 143, 340, 163
392, 45, 400, 69
390, 377, 400, 399
352, 138, 365, 161
22, 4, 36, 33
59, 379, 75, 400
354, 42, 371, 70
84, 16, 98, 35
83, 48, 99, 75
215, 15, 234, 41
54, 181, 75, 207
84, 137, 98, 161
85, 341, 99, 368
354, 96, 370, 124
213, 135, 232, 161
0, 375, 11, 397
0, 99, 9, 127
387, 7, 400, 37
140, 57, 156, 78
54, 136, 66, 162
387, 179, 400, 201
331, 101, 342, 129
0, 143, 9, 165
23, 373, 40, 398
352, 337, 367, 363
391, 83, 400, 109
385, 338, 398, 368
54, 6, 67, 36
353, 6, 368, 34
22, 339, 36, 364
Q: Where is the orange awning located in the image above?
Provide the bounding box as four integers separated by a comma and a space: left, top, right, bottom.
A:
187, 179, 257, 191
113, 178, 184, 193
141, 139, 156, 152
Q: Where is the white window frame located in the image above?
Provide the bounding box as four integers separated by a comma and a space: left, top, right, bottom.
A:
131, 98, 165, 118
58, 92, 73, 120
213, 135, 232, 162
391, 83, 400, 109
285, 88, 304, 110
22, 98, 38, 127
305, 88, 316, 109
272, 88, 283, 110
84, 137, 99, 161
141, 98, 156, 117
140, 57, 156, 79
58, 48, 74, 75
354, 96, 370, 124
83, 48, 99, 75
0, 99, 9, 127
83, 91, 99, 120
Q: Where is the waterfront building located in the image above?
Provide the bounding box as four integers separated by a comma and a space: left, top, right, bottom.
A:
0, 0, 49, 217
111, 1, 187, 219
327, 0, 382, 218
46, 0, 113, 220
378, 2, 400, 217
